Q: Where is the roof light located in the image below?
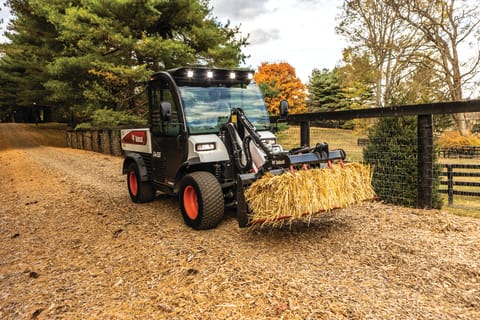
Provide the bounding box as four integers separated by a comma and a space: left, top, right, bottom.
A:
206, 70, 213, 79
187, 70, 194, 78
229, 72, 236, 79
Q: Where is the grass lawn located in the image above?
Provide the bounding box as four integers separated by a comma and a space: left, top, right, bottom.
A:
438, 157, 480, 218
276, 126, 367, 161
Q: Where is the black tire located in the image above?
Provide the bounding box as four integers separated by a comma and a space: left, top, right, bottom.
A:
127, 163, 156, 203
179, 171, 224, 230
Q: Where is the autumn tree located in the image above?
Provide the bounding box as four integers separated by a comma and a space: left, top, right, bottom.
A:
253, 62, 307, 115
338, 0, 480, 134
336, 49, 376, 132
336, 49, 375, 109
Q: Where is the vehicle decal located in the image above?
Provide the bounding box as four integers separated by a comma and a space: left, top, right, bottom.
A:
122, 130, 147, 145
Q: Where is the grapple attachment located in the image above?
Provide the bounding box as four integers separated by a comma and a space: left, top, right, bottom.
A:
225, 107, 374, 228
236, 148, 375, 228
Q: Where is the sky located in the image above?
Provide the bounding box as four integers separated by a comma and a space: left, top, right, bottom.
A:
210, 0, 347, 83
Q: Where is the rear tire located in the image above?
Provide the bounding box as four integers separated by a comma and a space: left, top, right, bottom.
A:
127, 163, 156, 203
179, 171, 224, 230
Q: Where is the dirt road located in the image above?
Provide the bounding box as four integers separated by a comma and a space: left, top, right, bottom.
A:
1, 123, 479, 319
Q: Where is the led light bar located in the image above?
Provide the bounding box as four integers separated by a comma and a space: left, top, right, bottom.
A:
195, 142, 216, 151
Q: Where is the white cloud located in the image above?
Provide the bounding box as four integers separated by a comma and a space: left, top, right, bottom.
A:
210, 0, 270, 20
248, 28, 281, 45
210, 0, 346, 82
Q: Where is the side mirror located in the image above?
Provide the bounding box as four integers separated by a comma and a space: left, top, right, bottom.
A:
160, 101, 171, 121
279, 100, 289, 117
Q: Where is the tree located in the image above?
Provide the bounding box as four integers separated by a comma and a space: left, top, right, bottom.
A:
386, 0, 480, 135
253, 62, 307, 115
363, 116, 443, 209
306, 68, 348, 112
0, 0, 248, 122
0, 0, 65, 117
337, 0, 424, 108
336, 49, 375, 110
338, 0, 480, 135
336, 49, 376, 132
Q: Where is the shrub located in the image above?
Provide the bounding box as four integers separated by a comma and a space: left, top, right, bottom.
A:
75, 109, 147, 130
363, 117, 442, 209
437, 130, 480, 148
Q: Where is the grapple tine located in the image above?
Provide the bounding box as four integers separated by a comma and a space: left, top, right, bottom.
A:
236, 173, 254, 228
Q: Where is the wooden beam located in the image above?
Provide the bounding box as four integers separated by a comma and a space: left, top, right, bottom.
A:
273, 100, 480, 123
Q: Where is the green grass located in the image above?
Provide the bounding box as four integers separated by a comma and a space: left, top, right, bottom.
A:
438, 157, 480, 218
276, 126, 367, 161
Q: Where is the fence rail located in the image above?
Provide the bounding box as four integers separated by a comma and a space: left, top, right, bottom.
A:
439, 164, 480, 205
439, 146, 480, 158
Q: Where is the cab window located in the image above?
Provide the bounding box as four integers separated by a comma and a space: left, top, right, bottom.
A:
149, 79, 180, 136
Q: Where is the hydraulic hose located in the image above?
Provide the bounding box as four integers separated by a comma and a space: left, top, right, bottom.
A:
225, 122, 252, 172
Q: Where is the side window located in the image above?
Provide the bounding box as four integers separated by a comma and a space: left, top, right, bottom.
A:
149, 79, 180, 137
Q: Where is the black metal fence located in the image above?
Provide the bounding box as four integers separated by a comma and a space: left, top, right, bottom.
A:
277, 100, 480, 209
66, 100, 480, 210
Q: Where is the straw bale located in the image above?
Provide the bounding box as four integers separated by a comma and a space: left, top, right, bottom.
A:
245, 163, 375, 226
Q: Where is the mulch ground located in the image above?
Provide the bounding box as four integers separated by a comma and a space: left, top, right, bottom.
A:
1, 123, 479, 319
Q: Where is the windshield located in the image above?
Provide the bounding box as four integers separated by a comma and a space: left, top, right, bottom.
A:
179, 83, 270, 134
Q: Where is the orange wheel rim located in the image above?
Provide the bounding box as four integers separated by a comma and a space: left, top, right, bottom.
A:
129, 171, 138, 196
183, 185, 198, 220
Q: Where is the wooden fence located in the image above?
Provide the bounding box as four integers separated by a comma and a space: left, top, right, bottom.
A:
66, 129, 123, 156
439, 164, 480, 205
438, 146, 480, 158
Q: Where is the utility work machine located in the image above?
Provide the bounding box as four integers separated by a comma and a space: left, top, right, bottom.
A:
121, 66, 373, 229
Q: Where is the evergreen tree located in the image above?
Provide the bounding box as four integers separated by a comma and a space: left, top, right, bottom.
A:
0, 0, 65, 119
307, 68, 348, 112
0, 0, 247, 122
363, 116, 442, 209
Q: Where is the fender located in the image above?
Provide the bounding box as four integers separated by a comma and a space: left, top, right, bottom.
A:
122, 153, 150, 182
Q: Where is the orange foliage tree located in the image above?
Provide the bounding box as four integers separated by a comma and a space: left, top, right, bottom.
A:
253, 62, 307, 115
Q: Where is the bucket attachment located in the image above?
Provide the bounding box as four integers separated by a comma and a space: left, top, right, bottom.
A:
236, 151, 375, 228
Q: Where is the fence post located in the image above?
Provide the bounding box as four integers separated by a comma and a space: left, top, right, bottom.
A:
300, 121, 310, 147
446, 164, 454, 205
417, 114, 433, 209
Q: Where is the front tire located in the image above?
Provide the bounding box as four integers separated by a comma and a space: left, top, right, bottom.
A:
127, 163, 156, 203
179, 171, 224, 230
